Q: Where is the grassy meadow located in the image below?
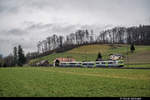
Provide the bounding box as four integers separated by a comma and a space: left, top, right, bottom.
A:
0, 67, 150, 97
29, 44, 150, 68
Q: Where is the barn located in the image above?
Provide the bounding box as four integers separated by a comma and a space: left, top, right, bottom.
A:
53, 57, 76, 66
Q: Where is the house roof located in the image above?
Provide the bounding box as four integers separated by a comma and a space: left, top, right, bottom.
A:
54, 57, 75, 62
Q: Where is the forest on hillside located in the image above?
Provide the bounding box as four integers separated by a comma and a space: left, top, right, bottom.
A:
30, 25, 150, 58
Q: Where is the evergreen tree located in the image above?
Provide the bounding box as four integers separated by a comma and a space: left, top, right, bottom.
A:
13, 46, 17, 66
17, 45, 26, 66
0, 54, 3, 67
55, 59, 60, 67
96, 52, 102, 61
130, 43, 135, 53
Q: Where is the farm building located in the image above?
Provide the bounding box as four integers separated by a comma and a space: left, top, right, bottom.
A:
53, 57, 76, 66
36, 60, 49, 66
109, 54, 123, 60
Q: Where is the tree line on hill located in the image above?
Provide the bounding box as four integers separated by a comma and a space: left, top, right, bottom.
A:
98, 25, 150, 45
33, 25, 149, 58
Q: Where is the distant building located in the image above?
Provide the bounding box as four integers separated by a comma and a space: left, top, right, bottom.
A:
36, 60, 49, 66
109, 54, 123, 60
53, 57, 76, 66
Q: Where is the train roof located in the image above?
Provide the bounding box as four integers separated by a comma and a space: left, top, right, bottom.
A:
60, 61, 82, 63
60, 60, 124, 63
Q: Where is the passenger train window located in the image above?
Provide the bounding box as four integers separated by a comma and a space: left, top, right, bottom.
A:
83, 63, 87, 65
70, 63, 75, 64
102, 62, 105, 64
89, 63, 94, 65
108, 62, 113, 64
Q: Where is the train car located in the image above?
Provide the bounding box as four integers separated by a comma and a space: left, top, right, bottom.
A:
96, 60, 124, 67
59, 62, 69, 67
96, 61, 107, 67
59, 62, 82, 67
59, 60, 124, 68
82, 62, 95, 68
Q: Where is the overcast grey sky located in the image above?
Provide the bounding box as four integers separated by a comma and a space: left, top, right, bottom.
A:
0, 0, 150, 56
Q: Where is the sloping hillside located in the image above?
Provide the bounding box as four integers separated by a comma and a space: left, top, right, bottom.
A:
67, 44, 111, 54
29, 44, 150, 66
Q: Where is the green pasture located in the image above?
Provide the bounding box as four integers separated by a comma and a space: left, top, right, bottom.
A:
0, 67, 150, 97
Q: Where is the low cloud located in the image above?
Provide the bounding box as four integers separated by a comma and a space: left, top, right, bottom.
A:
0, 22, 114, 56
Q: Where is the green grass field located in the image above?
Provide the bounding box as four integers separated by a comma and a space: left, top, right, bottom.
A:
1, 44, 150, 97
0, 67, 150, 97
29, 44, 150, 68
